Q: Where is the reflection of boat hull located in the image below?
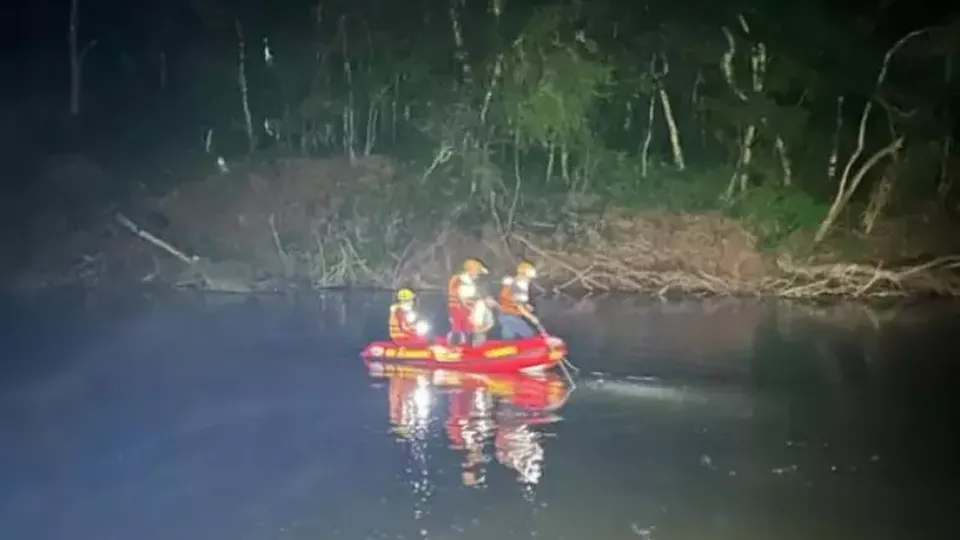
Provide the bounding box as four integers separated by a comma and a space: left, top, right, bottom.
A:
361, 335, 567, 374
369, 364, 572, 413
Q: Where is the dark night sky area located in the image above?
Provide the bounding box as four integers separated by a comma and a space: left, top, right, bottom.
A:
2, 1, 956, 50
0, 0, 955, 158
0, 1, 953, 80
0, 1, 952, 104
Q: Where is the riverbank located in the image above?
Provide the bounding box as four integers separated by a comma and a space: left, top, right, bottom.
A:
11, 155, 960, 298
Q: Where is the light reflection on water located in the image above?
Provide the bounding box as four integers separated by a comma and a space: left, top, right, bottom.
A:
369, 367, 569, 539
377, 369, 567, 490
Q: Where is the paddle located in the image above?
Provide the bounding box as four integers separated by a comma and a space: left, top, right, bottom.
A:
520, 307, 548, 336
485, 288, 547, 337
487, 293, 547, 337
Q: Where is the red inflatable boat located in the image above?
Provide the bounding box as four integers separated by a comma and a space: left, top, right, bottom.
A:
361, 334, 567, 374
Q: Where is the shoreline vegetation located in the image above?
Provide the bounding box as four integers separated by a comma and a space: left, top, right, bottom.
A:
13, 155, 960, 300
6, 2, 960, 299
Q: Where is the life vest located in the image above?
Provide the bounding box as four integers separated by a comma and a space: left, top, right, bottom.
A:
498, 276, 530, 315
388, 303, 418, 339
446, 273, 478, 309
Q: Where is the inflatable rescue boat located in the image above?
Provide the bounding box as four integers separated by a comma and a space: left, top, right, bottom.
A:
361, 334, 567, 374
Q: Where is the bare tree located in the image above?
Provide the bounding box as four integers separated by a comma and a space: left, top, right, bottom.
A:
68, 0, 97, 116
814, 29, 925, 243
235, 19, 256, 154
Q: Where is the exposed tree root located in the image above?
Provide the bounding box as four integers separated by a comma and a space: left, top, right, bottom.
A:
302, 225, 960, 299
304, 230, 402, 289
509, 233, 960, 299
770, 257, 960, 298
20, 219, 960, 300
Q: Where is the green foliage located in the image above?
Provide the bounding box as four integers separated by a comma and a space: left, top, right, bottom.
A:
592, 157, 729, 213
171, 0, 957, 251
728, 184, 827, 250
501, 8, 612, 149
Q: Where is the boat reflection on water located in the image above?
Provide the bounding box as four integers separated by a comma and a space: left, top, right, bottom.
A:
371, 364, 573, 488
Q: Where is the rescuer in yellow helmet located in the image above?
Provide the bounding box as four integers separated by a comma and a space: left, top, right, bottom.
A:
446, 257, 495, 346
389, 287, 430, 343
497, 260, 540, 339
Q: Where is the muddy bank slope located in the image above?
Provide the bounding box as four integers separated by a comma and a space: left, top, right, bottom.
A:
14, 156, 960, 298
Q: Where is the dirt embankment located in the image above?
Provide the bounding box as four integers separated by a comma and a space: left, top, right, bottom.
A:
13, 155, 960, 297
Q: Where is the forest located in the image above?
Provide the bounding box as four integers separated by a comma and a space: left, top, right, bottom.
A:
5, 0, 960, 296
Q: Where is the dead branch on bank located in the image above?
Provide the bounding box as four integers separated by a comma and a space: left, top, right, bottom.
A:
508, 231, 960, 299
770, 256, 960, 298
115, 212, 220, 287
268, 213, 293, 277
306, 224, 407, 289
510, 233, 746, 299
116, 213, 198, 266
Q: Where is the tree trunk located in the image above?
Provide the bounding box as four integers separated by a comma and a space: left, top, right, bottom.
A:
235, 20, 256, 154
641, 93, 655, 178
68, 0, 81, 116
814, 28, 925, 243
827, 96, 844, 180
449, 0, 472, 87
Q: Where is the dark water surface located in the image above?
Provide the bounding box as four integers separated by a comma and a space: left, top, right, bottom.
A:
1, 291, 958, 540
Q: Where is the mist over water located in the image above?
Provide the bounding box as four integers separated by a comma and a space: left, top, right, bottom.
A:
0, 291, 957, 540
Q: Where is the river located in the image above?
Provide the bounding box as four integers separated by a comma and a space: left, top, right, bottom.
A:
0, 291, 957, 540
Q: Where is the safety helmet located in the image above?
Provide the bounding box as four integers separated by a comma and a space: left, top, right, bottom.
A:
516, 260, 537, 278
396, 288, 416, 302
463, 257, 488, 275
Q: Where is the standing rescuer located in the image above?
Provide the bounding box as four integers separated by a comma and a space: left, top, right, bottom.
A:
389, 288, 430, 343
447, 257, 495, 346
498, 261, 539, 339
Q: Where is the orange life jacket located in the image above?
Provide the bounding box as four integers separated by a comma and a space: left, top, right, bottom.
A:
447, 273, 477, 310
498, 276, 529, 315
388, 303, 417, 340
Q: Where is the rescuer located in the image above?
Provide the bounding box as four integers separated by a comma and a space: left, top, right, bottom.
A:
389, 287, 430, 343
447, 257, 495, 346
497, 260, 540, 339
